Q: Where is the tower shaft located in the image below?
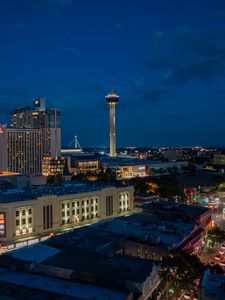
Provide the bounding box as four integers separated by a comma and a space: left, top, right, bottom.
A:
109, 103, 116, 157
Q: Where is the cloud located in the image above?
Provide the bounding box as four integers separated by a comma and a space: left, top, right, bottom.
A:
140, 88, 169, 104
66, 47, 80, 55
0, 88, 29, 114
163, 112, 185, 120
128, 77, 170, 107
149, 26, 225, 87
37, 0, 72, 7
28, 0, 72, 14
13, 22, 31, 31
115, 23, 124, 30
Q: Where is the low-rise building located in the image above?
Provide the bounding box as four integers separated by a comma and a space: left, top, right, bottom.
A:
0, 240, 161, 300
0, 182, 134, 246
199, 267, 225, 300
65, 154, 99, 175
142, 200, 211, 229
42, 156, 65, 176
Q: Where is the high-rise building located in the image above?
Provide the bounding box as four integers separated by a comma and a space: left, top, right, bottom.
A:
105, 91, 119, 157
0, 127, 42, 174
11, 98, 61, 157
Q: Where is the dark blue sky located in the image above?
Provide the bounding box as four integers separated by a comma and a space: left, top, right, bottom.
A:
1, 0, 225, 147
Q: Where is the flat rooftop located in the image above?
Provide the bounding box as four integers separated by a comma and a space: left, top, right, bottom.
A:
100, 157, 187, 168
0, 182, 132, 204
142, 200, 209, 218
45, 211, 198, 252
200, 268, 225, 299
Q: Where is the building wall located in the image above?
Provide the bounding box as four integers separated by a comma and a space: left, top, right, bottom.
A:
0, 127, 7, 171
0, 128, 42, 174
0, 185, 134, 244
10, 100, 61, 159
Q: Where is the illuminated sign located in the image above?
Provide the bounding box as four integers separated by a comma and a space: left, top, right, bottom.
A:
138, 166, 145, 170
0, 213, 6, 237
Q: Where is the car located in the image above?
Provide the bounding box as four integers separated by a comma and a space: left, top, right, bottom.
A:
214, 255, 221, 261
219, 260, 225, 267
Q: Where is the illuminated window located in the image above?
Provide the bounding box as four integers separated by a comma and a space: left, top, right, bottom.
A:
15, 230, 20, 236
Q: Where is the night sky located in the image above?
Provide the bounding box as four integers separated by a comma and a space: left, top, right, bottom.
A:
1, 0, 225, 147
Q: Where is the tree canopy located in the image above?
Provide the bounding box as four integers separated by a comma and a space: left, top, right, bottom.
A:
159, 251, 204, 289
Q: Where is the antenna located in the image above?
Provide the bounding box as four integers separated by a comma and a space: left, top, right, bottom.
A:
110, 78, 114, 93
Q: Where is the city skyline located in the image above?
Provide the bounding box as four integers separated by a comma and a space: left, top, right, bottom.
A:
1, 0, 225, 147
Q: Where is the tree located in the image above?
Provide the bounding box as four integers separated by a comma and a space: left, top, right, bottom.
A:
218, 182, 225, 191
206, 227, 225, 247
159, 251, 204, 290
146, 182, 159, 194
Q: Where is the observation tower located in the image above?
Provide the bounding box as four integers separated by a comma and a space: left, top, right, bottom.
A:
105, 90, 119, 157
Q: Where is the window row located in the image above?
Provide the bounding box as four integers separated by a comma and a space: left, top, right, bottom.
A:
61, 198, 98, 209
16, 217, 32, 226
62, 206, 98, 217
15, 208, 32, 217
119, 200, 130, 206
119, 193, 129, 200
61, 213, 98, 225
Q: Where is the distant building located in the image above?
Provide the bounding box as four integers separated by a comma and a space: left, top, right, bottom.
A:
66, 154, 99, 175
162, 149, 184, 162
0, 127, 42, 174
0, 173, 46, 190
116, 164, 148, 178
101, 157, 188, 179
42, 156, 65, 176
213, 154, 225, 165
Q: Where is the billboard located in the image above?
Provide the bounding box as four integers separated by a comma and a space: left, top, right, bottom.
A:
0, 213, 6, 237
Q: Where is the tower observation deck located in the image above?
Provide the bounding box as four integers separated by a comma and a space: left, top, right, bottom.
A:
105, 91, 119, 157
